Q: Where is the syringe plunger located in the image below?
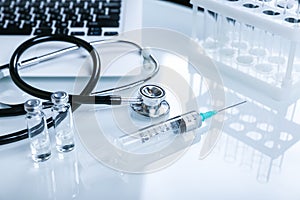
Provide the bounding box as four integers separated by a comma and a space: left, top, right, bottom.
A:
118, 111, 202, 150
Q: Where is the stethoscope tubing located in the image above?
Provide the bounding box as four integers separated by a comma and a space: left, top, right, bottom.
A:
9, 34, 101, 105
1, 34, 101, 145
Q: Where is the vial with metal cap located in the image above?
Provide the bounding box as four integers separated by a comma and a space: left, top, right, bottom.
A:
25, 99, 51, 162
51, 91, 75, 152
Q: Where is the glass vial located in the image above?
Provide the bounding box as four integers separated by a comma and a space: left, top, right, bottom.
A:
25, 99, 51, 162
51, 91, 75, 152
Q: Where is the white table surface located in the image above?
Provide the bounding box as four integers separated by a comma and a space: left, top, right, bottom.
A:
1, 1, 300, 200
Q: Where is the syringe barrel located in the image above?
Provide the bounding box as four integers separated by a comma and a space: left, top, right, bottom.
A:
118, 111, 202, 150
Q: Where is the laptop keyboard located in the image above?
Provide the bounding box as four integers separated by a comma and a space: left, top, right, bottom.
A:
0, 0, 121, 36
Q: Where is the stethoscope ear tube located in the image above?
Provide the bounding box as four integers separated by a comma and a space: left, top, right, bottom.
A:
0, 104, 26, 117
9, 34, 101, 108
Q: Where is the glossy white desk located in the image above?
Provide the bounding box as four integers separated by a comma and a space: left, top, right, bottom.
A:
1, 1, 300, 200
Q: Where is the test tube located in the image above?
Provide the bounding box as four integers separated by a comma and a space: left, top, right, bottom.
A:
240, 144, 255, 170
256, 153, 273, 183
223, 135, 238, 162
202, 9, 220, 52
234, 22, 253, 66
218, 16, 237, 63
297, 0, 300, 16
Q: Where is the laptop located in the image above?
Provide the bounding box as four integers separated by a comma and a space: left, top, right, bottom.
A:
0, 0, 143, 78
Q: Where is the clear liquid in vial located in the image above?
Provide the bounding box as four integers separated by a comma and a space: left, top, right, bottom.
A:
30, 137, 51, 162
55, 129, 75, 152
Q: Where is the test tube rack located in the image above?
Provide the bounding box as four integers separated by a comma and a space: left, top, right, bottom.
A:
191, 0, 300, 100
218, 87, 300, 182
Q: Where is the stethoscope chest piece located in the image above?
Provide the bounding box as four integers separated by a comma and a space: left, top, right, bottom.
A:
131, 84, 170, 118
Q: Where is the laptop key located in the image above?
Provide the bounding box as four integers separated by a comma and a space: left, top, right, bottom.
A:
71, 31, 85, 36
55, 28, 69, 35
3, 7, 14, 14
15, 2, 27, 8
73, 2, 85, 8
34, 14, 47, 21
34, 28, 53, 35
88, 2, 99, 9
94, 8, 105, 15
55, 21, 69, 28
21, 24, 32, 31
31, 1, 41, 8
0, 25, 32, 35
108, 14, 120, 20
71, 21, 84, 28
50, 14, 63, 21
96, 15, 111, 20
3, 14, 16, 21
103, 2, 121, 8
34, 8, 47, 15
110, 8, 121, 14
0, 1, 11, 7
60, 2, 71, 8
19, 14, 32, 21
24, 21, 37, 27
87, 27, 102, 36
65, 15, 78, 21
7, 21, 21, 27
88, 20, 119, 27
97, 20, 119, 27
87, 21, 101, 27
49, 8, 61, 15
39, 21, 53, 28
81, 14, 93, 21
44, 1, 56, 8
78, 9, 91, 15
64, 8, 75, 15
18, 8, 31, 15
104, 31, 118, 36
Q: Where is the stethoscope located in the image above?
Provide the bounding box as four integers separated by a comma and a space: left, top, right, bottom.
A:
0, 34, 170, 145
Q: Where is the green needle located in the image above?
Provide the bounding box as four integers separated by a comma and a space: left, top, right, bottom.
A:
200, 100, 247, 121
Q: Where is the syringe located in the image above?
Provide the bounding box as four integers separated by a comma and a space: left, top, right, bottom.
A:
118, 101, 247, 150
